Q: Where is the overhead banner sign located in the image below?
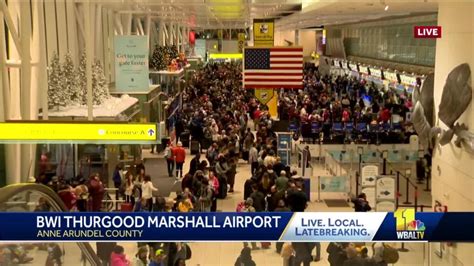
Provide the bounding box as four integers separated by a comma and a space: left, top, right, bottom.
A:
255, 89, 274, 105
253, 19, 274, 47
2, 212, 473, 241
0, 123, 157, 143
115, 35, 149, 92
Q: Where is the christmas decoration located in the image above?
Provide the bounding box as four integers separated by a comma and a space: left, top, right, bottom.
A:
61, 53, 78, 105
150, 45, 167, 71
47, 52, 67, 110
150, 45, 181, 71
77, 53, 87, 105
77, 53, 110, 105
177, 52, 188, 69
168, 58, 178, 72
92, 59, 109, 105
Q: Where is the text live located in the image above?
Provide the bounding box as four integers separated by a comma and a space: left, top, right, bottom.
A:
414, 26, 442, 38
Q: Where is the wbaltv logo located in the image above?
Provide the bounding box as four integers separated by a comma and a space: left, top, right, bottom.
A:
394, 209, 426, 240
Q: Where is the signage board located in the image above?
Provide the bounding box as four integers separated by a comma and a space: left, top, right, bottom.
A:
384, 71, 398, 82
361, 165, 379, 186
114, 35, 149, 92
319, 176, 349, 193
361, 187, 376, 209
400, 74, 418, 86
0, 123, 157, 143
255, 89, 274, 105
370, 68, 382, 79
359, 66, 369, 75
376, 176, 396, 201
349, 63, 358, 72
253, 19, 274, 47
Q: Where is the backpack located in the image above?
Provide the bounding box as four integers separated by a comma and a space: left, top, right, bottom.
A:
184, 244, 192, 260
236, 201, 245, 212
382, 244, 399, 264
165, 148, 172, 159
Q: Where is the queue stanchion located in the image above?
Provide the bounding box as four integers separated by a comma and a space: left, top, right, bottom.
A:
398, 242, 409, 252
317, 176, 322, 203
425, 174, 431, 192
396, 172, 400, 209
414, 186, 419, 211
403, 175, 412, 205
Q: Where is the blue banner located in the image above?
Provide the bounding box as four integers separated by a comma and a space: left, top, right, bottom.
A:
114, 35, 149, 92
0, 212, 473, 242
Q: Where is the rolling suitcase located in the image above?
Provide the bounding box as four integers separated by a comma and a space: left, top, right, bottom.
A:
217, 176, 228, 199
120, 203, 133, 212
190, 140, 200, 155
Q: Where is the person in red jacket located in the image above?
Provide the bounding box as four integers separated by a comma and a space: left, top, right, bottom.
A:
110, 245, 130, 266
88, 173, 105, 212
172, 141, 186, 178
57, 185, 77, 211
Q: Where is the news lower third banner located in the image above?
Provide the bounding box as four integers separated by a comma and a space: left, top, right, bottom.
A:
0, 212, 473, 242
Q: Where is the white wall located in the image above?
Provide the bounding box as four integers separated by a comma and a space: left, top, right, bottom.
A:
299, 30, 316, 57
432, 2, 474, 264
274, 30, 295, 46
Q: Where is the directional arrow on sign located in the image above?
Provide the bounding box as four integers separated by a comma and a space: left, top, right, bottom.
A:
148, 129, 155, 136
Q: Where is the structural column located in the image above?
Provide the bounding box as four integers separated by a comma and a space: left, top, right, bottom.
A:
431, 2, 474, 265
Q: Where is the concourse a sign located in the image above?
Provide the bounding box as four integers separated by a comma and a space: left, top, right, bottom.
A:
253, 19, 274, 47
0, 123, 157, 144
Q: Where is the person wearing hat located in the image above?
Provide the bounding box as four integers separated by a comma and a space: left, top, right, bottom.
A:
149, 249, 166, 266
172, 142, 186, 179
132, 246, 148, 266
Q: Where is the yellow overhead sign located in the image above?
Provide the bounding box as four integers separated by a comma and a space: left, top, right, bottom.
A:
209, 53, 243, 59
0, 123, 157, 143
253, 19, 274, 47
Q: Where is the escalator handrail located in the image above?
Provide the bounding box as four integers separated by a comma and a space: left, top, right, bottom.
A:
0, 183, 102, 266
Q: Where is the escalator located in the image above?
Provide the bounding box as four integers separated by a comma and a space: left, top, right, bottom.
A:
0, 183, 102, 266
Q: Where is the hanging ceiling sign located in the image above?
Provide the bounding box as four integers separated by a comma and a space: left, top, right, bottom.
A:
0, 123, 157, 143
255, 89, 274, 105
253, 19, 274, 47
114, 35, 149, 92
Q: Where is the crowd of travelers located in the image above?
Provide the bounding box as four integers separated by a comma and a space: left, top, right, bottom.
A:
278, 65, 416, 144
0, 62, 403, 266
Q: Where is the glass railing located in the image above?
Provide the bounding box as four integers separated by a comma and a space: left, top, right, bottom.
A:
0, 183, 101, 266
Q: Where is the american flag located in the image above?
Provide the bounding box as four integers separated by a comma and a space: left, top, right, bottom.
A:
243, 47, 303, 89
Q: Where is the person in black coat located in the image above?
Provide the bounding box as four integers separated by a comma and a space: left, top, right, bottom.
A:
352, 193, 372, 212
286, 182, 308, 212
96, 242, 117, 266
292, 242, 316, 266
327, 242, 349, 266
234, 247, 256, 266
249, 184, 266, 212
243, 176, 257, 201
188, 153, 201, 176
